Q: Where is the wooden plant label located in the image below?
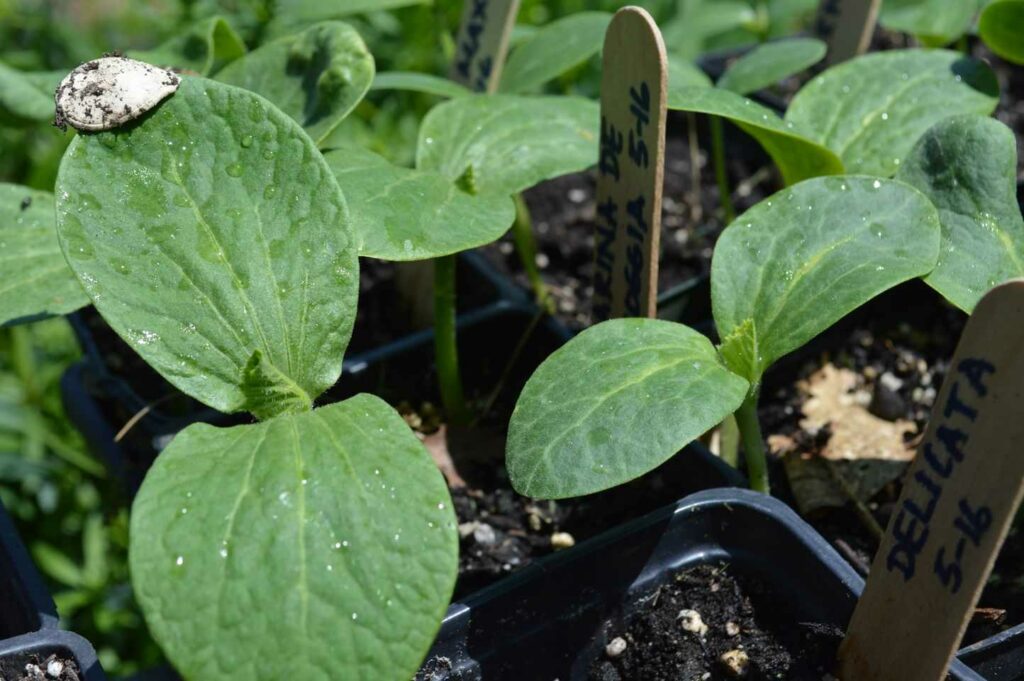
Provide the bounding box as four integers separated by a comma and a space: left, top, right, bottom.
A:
591, 6, 667, 323
838, 280, 1024, 681
815, 0, 881, 65
450, 0, 521, 93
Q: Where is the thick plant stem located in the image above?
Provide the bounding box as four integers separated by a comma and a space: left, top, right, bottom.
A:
735, 393, 770, 493
710, 116, 735, 224
434, 255, 470, 426
511, 194, 554, 312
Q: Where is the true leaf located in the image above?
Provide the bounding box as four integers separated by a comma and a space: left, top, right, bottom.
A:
0, 64, 61, 126
897, 116, 1024, 312
132, 16, 246, 76
416, 95, 599, 196
324, 145, 514, 261
879, 0, 976, 46
667, 85, 843, 185
786, 49, 999, 177
216, 21, 374, 145
371, 71, 471, 98
506, 319, 749, 499
979, 0, 1024, 65
499, 12, 613, 94
55, 77, 358, 415
130, 394, 457, 681
0, 184, 88, 326
713, 176, 941, 383
716, 37, 826, 95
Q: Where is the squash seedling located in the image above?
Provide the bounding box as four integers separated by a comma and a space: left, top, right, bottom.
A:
879, 0, 1024, 63
507, 174, 942, 495
689, 36, 828, 221
329, 6, 606, 425
51, 59, 457, 680
668, 48, 998, 185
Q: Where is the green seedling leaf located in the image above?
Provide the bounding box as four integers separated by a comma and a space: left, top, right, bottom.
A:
0, 184, 88, 326
663, 0, 757, 60
324, 145, 514, 261
240, 349, 313, 420
668, 55, 713, 89
716, 37, 826, 95
371, 71, 471, 98
713, 176, 941, 384
132, 16, 246, 76
55, 77, 358, 416
499, 12, 613, 94
667, 85, 843, 185
879, 0, 976, 46
506, 319, 748, 499
131, 394, 457, 681
0, 64, 62, 125
31, 542, 85, 588
897, 116, 1024, 312
979, 0, 1024, 65
263, 0, 427, 40
273, 0, 425, 22
786, 49, 999, 177
417, 95, 600, 196
217, 22, 374, 145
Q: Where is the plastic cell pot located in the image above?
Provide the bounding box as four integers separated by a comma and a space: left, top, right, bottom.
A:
0, 498, 57, 639
0, 630, 105, 681
958, 623, 1024, 681
415, 488, 983, 680
0, 500, 106, 680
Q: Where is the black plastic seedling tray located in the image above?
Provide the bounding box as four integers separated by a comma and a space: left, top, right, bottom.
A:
417, 488, 984, 680
958, 623, 1024, 681
0, 500, 106, 680
0, 629, 105, 681
0, 499, 57, 639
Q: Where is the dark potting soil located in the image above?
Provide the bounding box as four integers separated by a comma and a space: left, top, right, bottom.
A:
756, 281, 1023, 645
0, 653, 81, 681
410, 398, 746, 599
590, 564, 842, 681
479, 115, 776, 330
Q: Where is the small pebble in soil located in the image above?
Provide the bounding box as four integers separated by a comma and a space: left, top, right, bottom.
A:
550, 531, 575, 550
719, 649, 750, 678
46, 659, 64, 678
605, 636, 628, 658
725, 621, 741, 637
472, 523, 497, 546
678, 609, 708, 637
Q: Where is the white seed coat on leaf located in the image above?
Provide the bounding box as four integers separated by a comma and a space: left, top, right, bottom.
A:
55, 57, 179, 132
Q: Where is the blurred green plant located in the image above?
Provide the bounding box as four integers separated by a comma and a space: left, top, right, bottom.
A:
0, 318, 165, 676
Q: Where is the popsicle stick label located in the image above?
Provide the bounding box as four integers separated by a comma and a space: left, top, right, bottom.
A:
591, 6, 666, 323
815, 0, 880, 65
450, 0, 520, 93
838, 280, 1024, 681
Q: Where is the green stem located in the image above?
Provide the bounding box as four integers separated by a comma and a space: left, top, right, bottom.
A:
10, 325, 40, 405
735, 393, 769, 493
434, 255, 470, 426
710, 116, 735, 224
511, 194, 554, 313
